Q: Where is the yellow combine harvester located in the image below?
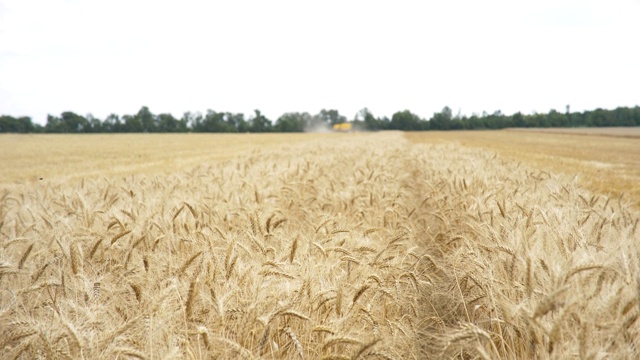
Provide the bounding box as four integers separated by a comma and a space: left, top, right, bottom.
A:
332, 122, 352, 132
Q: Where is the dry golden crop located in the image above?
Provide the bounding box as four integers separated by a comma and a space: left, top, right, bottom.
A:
1, 131, 638, 359
406, 130, 640, 208
0, 133, 336, 186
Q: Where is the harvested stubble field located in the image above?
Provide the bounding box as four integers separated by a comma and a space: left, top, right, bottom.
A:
508, 127, 640, 138
405, 130, 640, 209
1, 131, 639, 359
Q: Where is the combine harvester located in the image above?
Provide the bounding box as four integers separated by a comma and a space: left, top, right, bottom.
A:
332, 122, 352, 132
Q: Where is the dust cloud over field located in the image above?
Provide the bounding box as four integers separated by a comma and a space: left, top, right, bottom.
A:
1, 132, 638, 359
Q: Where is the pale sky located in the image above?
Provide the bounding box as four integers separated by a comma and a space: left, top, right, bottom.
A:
1, 0, 639, 124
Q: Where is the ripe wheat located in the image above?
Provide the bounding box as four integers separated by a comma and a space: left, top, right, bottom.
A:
0, 132, 638, 359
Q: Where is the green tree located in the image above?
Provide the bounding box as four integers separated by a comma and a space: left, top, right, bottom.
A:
633, 106, 640, 126
85, 114, 102, 133
131, 106, 157, 132
275, 112, 310, 132
547, 109, 568, 127
430, 106, 453, 130
45, 115, 63, 132
183, 112, 203, 131
585, 109, 608, 127
0, 115, 35, 133
44, 112, 88, 132
122, 114, 143, 132
512, 112, 526, 127
318, 109, 346, 125
224, 113, 247, 132
102, 114, 123, 132
483, 110, 509, 129
390, 110, 423, 130
611, 107, 632, 126
359, 108, 383, 131
61, 111, 88, 132
157, 113, 182, 132
200, 110, 230, 132
249, 110, 272, 132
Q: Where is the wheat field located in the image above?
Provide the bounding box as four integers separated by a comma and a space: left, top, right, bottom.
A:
1, 131, 639, 359
405, 130, 640, 209
508, 127, 640, 138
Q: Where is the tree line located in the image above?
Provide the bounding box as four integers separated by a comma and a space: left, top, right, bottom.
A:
1, 105, 640, 133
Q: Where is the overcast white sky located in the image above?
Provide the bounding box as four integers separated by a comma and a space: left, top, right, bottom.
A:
1, 0, 639, 124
